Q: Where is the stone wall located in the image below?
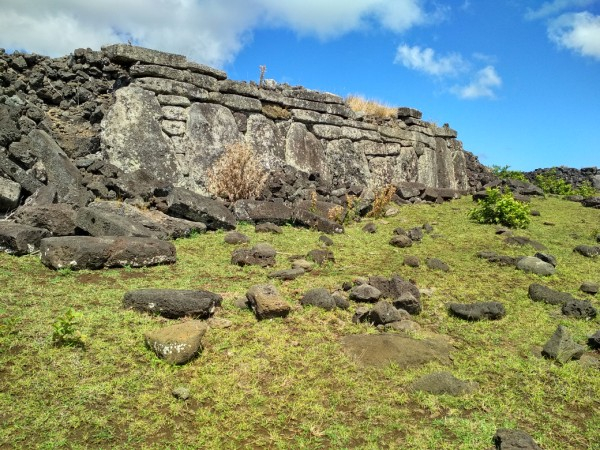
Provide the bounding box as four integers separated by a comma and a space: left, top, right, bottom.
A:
0, 44, 492, 213
98, 44, 477, 195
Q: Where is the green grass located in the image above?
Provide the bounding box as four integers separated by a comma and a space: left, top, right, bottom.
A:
1, 196, 599, 449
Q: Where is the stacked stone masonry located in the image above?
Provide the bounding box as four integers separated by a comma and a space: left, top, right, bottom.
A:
1, 43, 492, 215
98, 45, 472, 195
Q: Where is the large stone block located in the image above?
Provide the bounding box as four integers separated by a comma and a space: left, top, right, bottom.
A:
124, 289, 222, 319
144, 320, 208, 365
285, 123, 329, 181
0, 222, 50, 255
40, 236, 176, 270
102, 44, 226, 79
163, 187, 236, 230
13, 203, 77, 236
0, 176, 21, 212
101, 87, 182, 186
130, 64, 218, 91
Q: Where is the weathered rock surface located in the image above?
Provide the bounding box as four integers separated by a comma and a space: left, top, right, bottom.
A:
0, 222, 50, 255
246, 284, 291, 320
426, 258, 450, 272
144, 320, 208, 365
528, 283, 573, 305
268, 268, 305, 281
123, 289, 222, 319
410, 371, 479, 396
542, 325, 585, 364
224, 231, 250, 244
40, 236, 176, 270
561, 299, 597, 319
580, 281, 598, 295
574, 245, 600, 258
368, 300, 409, 325
341, 334, 452, 368
349, 284, 382, 302
448, 302, 506, 321
492, 429, 542, 450
0, 176, 21, 212
516, 256, 556, 276
160, 188, 236, 230
300, 288, 336, 310
12, 204, 77, 236
231, 243, 276, 267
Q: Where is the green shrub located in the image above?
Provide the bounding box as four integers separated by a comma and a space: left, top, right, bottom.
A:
491, 165, 527, 181
534, 169, 574, 195
574, 181, 598, 197
468, 188, 531, 228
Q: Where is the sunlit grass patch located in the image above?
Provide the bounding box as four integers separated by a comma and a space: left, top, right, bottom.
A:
0, 195, 598, 448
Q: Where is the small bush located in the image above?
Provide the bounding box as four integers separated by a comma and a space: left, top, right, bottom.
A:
491, 165, 527, 181
468, 188, 531, 229
574, 181, 598, 197
367, 184, 396, 219
206, 142, 269, 202
346, 95, 397, 119
52, 308, 86, 348
534, 169, 574, 195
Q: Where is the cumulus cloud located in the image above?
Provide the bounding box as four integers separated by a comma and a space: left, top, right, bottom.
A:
394, 44, 467, 76
548, 11, 600, 58
394, 43, 501, 99
451, 66, 502, 99
0, 0, 429, 67
525, 0, 597, 20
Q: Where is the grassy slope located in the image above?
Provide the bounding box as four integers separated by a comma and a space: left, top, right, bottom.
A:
0, 196, 599, 449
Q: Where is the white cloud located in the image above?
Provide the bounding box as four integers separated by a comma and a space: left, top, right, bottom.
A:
548, 11, 600, 58
525, 0, 597, 20
451, 66, 502, 99
394, 44, 467, 76
0, 0, 429, 67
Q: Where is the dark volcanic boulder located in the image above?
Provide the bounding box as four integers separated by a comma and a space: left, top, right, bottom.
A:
389, 235, 412, 248
0, 222, 51, 255
231, 243, 276, 267
349, 284, 382, 302
426, 258, 450, 272
492, 429, 542, 450
528, 283, 574, 305
13, 203, 77, 236
448, 301, 506, 321
368, 300, 408, 325
233, 200, 293, 224
561, 299, 597, 319
87, 200, 206, 239
162, 187, 236, 230
40, 236, 176, 270
123, 289, 222, 318
300, 288, 336, 310
574, 245, 600, 258
75, 207, 160, 238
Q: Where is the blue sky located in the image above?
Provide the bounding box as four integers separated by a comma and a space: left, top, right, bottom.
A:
1, 0, 599, 171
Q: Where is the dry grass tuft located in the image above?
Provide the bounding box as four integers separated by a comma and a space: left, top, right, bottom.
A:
206, 141, 269, 201
346, 95, 397, 119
